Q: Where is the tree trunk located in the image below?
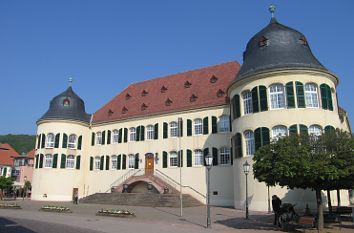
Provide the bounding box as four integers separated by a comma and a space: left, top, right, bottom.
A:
327, 190, 332, 214
337, 189, 341, 206
316, 189, 324, 230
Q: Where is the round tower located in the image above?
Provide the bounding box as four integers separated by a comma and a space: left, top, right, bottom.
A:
32, 85, 91, 201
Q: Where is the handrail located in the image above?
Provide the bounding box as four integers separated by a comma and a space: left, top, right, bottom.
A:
155, 169, 206, 199
105, 169, 142, 193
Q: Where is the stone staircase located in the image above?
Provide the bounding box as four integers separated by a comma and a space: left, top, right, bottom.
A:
80, 193, 203, 207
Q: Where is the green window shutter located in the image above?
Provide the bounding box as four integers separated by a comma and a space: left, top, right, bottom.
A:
122, 154, 127, 169
296, 82, 305, 108
37, 135, 41, 149
203, 117, 209, 135
62, 134, 68, 148
91, 132, 95, 146
259, 85, 268, 111
187, 119, 192, 136
212, 147, 218, 166
107, 130, 111, 144
39, 154, 43, 168
286, 82, 295, 108
233, 95, 241, 118
76, 155, 81, 170
229, 116, 232, 132
77, 135, 82, 150
123, 128, 128, 142
41, 134, 45, 148
35, 154, 39, 169
154, 123, 159, 139
261, 127, 270, 146
60, 154, 66, 169
289, 124, 298, 136
163, 151, 168, 168
235, 133, 242, 158
230, 144, 233, 165
320, 84, 328, 110
141, 126, 145, 141
89, 157, 93, 171
212, 116, 217, 134
52, 154, 58, 168
100, 156, 104, 170
163, 122, 168, 139
324, 125, 335, 134
203, 148, 209, 166
118, 128, 122, 143
177, 150, 183, 167
135, 154, 139, 169
252, 87, 259, 113
254, 128, 261, 151
299, 124, 308, 136
187, 150, 192, 167
102, 131, 106, 145
54, 133, 60, 148
136, 126, 141, 142
106, 155, 110, 170
178, 120, 183, 137
117, 155, 121, 170
327, 86, 333, 111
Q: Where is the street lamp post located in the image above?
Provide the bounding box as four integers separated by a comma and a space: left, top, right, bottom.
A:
242, 161, 250, 220
23, 176, 27, 200
205, 154, 213, 228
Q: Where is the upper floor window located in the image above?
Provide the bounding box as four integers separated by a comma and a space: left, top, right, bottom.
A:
243, 91, 253, 115
96, 132, 102, 145
219, 115, 230, 132
269, 84, 285, 109
308, 125, 322, 137
94, 156, 101, 170
68, 134, 77, 149
220, 147, 231, 165
44, 154, 53, 168
169, 151, 178, 167
146, 125, 154, 140
194, 150, 203, 166
170, 122, 178, 137
111, 155, 117, 169
129, 128, 136, 142
66, 155, 75, 168
305, 83, 319, 108
244, 131, 255, 156
128, 154, 135, 169
271, 125, 288, 140
46, 133, 55, 148
194, 119, 203, 135
112, 130, 119, 143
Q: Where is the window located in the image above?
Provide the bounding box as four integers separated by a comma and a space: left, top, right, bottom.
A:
258, 36, 268, 47
44, 154, 53, 168
68, 134, 77, 149
308, 125, 322, 137
94, 156, 101, 170
219, 115, 230, 132
169, 151, 178, 167
111, 155, 117, 169
269, 84, 285, 109
170, 122, 178, 137
272, 125, 288, 140
243, 91, 253, 114
129, 128, 136, 142
194, 119, 203, 135
244, 131, 255, 156
46, 133, 55, 148
146, 125, 154, 140
96, 132, 102, 145
194, 150, 203, 166
220, 147, 231, 165
112, 130, 119, 143
128, 154, 135, 169
66, 155, 75, 168
305, 83, 319, 108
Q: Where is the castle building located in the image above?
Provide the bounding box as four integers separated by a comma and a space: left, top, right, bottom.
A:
32, 11, 351, 210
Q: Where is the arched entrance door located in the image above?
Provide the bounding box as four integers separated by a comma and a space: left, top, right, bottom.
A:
145, 153, 154, 175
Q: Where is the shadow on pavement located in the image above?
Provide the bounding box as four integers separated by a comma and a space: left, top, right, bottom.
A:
216, 214, 282, 231
0, 217, 37, 233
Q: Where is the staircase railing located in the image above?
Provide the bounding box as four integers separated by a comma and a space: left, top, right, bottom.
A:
105, 169, 142, 193
155, 169, 206, 199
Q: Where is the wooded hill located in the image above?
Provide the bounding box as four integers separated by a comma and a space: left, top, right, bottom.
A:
0, 134, 36, 154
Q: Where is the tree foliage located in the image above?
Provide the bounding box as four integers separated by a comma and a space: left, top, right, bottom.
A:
0, 134, 36, 153
0, 176, 14, 191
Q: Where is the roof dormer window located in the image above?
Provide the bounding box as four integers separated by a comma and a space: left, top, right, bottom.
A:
141, 90, 148, 97
165, 98, 173, 106
184, 81, 192, 88
63, 98, 70, 107
299, 36, 308, 46
125, 93, 131, 100
190, 94, 198, 102
108, 109, 114, 116
258, 36, 268, 47
122, 106, 128, 114
141, 103, 148, 111
216, 89, 225, 97
161, 85, 168, 93
210, 75, 218, 83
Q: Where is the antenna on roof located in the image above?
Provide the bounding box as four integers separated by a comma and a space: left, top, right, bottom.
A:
68, 77, 73, 86
268, 4, 276, 18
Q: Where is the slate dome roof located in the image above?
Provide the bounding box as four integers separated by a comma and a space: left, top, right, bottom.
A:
39, 86, 91, 123
236, 17, 328, 80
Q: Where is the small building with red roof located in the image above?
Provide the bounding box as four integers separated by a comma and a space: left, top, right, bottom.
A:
0, 143, 18, 177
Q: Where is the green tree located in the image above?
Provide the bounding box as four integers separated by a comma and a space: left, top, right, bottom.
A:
0, 134, 36, 153
0, 176, 14, 199
253, 131, 354, 230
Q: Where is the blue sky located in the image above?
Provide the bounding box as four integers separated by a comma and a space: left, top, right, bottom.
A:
0, 1, 353, 134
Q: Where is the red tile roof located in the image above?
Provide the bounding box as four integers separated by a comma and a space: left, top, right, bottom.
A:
27, 149, 35, 159
0, 143, 18, 166
93, 61, 240, 123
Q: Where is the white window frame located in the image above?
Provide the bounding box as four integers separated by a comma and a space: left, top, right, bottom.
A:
269, 84, 286, 109
46, 133, 55, 148
308, 125, 322, 137
305, 83, 319, 108
272, 125, 288, 140
220, 147, 231, 165
128, 154, 135, 169
244, 131, 255, 156
112, 130, 119, 143
66, 155, 75, 169
194, 119, 203, 135
169, 151, 178, 167
170, 122, 178, 137
194, 150, 203, 166
129, 128, 136, 142
96, 132, 102, 145
111, 155, 117, 169
218, 115, 230, 133
146, 125, 154, 140
44, 154, 53, 168
68, 134, 77, 149
94, 156, 101, 170
243, 91, 253, 115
